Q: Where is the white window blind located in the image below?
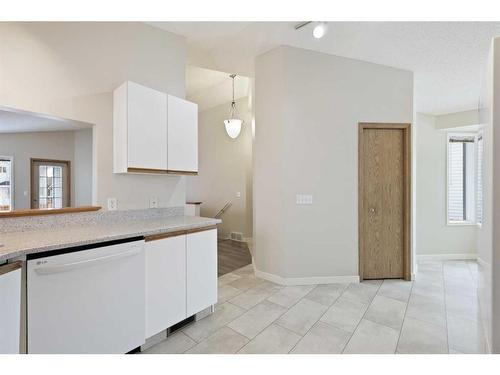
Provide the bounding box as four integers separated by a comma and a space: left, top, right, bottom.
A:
447, 134, 475, 224
477, 135, 484, 225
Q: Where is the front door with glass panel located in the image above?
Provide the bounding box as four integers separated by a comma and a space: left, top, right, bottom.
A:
31, 159, 70, 209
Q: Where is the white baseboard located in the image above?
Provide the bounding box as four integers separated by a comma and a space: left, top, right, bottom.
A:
254, 268, 359, 286
417, 253, 477, 261
476, 257, 488, 268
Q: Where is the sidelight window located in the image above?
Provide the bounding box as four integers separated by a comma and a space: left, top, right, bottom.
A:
0, 156, 13, 212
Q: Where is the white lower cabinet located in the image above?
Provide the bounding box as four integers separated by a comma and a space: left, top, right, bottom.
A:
186, 229, 218, 317
0, 262, 22, 354
145, 235, 186, 338
145, 228, 217, 339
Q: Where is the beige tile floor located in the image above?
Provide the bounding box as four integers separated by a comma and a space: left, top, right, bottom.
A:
142, 260, 488, 354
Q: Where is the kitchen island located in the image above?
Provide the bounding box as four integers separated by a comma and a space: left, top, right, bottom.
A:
0, 214, 220, 262
0, 208, 221, 354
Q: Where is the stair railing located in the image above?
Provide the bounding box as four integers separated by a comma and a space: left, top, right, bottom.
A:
214, 201, 232, 219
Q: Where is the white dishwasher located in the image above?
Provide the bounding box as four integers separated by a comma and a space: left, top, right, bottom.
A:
27, 238, 145, 354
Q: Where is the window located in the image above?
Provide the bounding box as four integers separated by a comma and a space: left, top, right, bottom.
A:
0, 156, 13, 212
447, 134, 476, 224
476, 134, 484, 225
38, 165, 63, 209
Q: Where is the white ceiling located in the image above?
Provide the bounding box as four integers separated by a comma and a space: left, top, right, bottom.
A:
149, 22, 500, 115
186, 65, 250, 111
0, 107, 93, 133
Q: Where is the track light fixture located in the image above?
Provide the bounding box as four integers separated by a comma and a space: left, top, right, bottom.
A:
294, 21, 327, 39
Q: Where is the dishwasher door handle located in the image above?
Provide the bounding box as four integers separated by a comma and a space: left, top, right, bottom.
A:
33, 247, 142, 275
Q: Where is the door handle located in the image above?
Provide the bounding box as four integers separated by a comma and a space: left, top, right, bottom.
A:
33, 247, 142, 275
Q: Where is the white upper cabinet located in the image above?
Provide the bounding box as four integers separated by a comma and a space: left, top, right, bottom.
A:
167, 95, 198, 173
114, 82, 168, 173
113, 81, 198, 175
127, 82, 168, 171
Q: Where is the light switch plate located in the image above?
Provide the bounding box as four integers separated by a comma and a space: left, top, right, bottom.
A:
236, 192, 241, 198
149, 196, 159, 208
107, 198, 117, 211
296, 194, 313, 205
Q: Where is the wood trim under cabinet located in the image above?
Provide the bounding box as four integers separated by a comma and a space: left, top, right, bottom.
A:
0, 261, 23, 276
0, 206, 101, 218
167, 170, 198, 176
127, 167, 169, 175
127, 167, 198, 176
145, 225, 217, 242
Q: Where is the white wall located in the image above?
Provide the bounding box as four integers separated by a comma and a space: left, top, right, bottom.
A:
0, 22, 187, 210
416, 113, 477, 258
478, 37, 500, 354
254, 46, 413, 282
0, 130, 86, 209
492, 36, 500, 355
186, 97, 253, 238
435, 109, 480, 129
74, 128, 93, 206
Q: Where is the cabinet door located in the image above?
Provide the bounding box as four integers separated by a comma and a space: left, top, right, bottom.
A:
145, 235, 186, 338
0, 264, 21, 354
127, 82, 168, 171
167, 95, 198, 173
186, 229, 217, 317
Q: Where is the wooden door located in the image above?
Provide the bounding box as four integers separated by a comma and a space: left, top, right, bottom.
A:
359, 123, 411, 281
31, 159, 71, 209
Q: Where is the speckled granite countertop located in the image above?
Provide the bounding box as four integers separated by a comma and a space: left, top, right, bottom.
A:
0, 215, 221, 262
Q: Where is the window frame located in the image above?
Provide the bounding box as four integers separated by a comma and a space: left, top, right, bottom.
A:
476, 131, 484, 228
446, 132, 477, 226
0, 155, 14, 212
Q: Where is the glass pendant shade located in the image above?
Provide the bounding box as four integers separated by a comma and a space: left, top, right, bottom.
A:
224, 118, 242, 139
224, 74, 243, 139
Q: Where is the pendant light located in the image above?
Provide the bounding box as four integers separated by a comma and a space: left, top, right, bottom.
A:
224, 74, 243, 139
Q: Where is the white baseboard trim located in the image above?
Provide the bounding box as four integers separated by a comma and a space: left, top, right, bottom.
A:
417, 253, 477, 261
254, 268, 359, 286
476, 257, 488, 268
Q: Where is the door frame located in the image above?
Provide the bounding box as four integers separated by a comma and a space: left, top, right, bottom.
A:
358, 123, 412, 281
30, 158, 71, 209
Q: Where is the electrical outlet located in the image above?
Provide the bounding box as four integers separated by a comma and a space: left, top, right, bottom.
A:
107, 198, 117, 211
236, 192, 241, 198
149, 196, 159, 208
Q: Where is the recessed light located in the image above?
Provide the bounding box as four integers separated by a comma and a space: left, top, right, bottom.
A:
313, 23, 326, 39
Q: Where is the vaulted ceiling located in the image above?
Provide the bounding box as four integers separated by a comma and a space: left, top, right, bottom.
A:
186, 65, 250, 112
149, 22, 500, 115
